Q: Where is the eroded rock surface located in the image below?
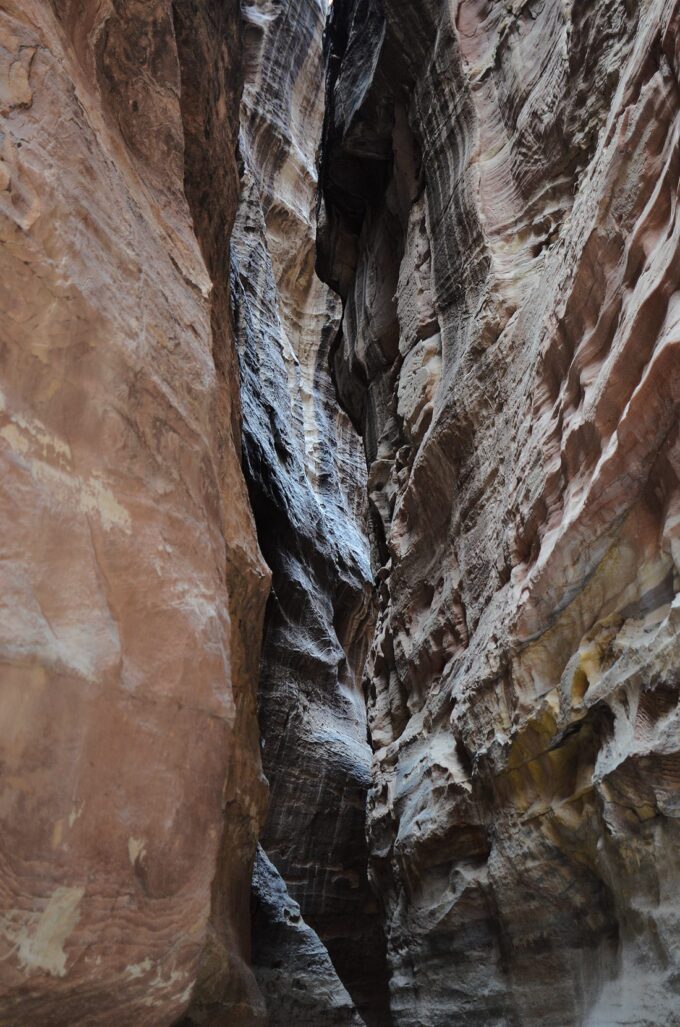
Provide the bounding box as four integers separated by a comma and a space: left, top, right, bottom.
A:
320, 0, 680, 1024
4, 0, 680, 1023
233, 1, 390, 1023
251, 846, 365, 1026
0, 2, 268, 1024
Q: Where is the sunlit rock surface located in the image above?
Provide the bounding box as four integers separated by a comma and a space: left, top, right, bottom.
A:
233, 1, 390, 1023
319, 0, 680, 1023
0, 2, 269, 1024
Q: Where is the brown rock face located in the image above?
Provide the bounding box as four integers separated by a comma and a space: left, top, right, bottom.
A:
319, 0, 680, 1024
0, 2, 268, 1024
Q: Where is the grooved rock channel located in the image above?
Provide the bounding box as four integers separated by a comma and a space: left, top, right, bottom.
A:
231, 0, 390, 1023
0, 1, 678, 1027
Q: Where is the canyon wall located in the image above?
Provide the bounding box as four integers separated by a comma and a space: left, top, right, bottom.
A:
0, 2, 269, 1024
3, 0, 680, 1024
319, 0, 680, 1024
232, 0, 389, 1022
0, 0, 388, 1024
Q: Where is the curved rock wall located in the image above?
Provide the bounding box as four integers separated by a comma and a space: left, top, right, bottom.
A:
232, 1, 390, 1022
320, 1, 680, 1024
0, 2, 269, 1024
251, 845, 364, 1026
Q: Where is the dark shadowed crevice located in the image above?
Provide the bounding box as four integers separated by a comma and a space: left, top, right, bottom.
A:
233, 254, 393, 1026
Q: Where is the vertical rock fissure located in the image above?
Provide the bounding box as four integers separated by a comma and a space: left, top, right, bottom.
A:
229, 0, 392, 1024
2, 1, 678, 1025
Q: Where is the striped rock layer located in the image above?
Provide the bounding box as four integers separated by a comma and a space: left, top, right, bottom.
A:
319, 0, 680, 1024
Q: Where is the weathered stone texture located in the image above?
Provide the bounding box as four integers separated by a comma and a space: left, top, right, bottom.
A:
233, 1, 390, 1023
0, 2, 268, 1024
4, 0, 680, 1023
251, 845, 365, 1027
320, 0, 680, 1023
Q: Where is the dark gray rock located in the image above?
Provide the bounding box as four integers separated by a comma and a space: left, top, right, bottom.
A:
252, 847, 366, 1026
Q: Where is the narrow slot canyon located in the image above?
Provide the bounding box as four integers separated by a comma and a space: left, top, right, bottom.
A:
1, 1, 679, 1026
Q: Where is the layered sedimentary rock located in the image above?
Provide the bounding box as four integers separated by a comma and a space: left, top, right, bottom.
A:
233, 1, 390, 1023
0, 3, 269, 1024
320, 1, 680, 1024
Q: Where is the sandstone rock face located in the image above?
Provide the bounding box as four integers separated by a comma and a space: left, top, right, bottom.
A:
5, 0, 680, 1024
320, 1, 680, 1024
233, 1, 390, 1023
0, 2, 269, 1024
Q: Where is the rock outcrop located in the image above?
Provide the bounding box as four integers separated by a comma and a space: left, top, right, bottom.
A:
0, 2, 268, 1024
319, 0, 680, 1024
